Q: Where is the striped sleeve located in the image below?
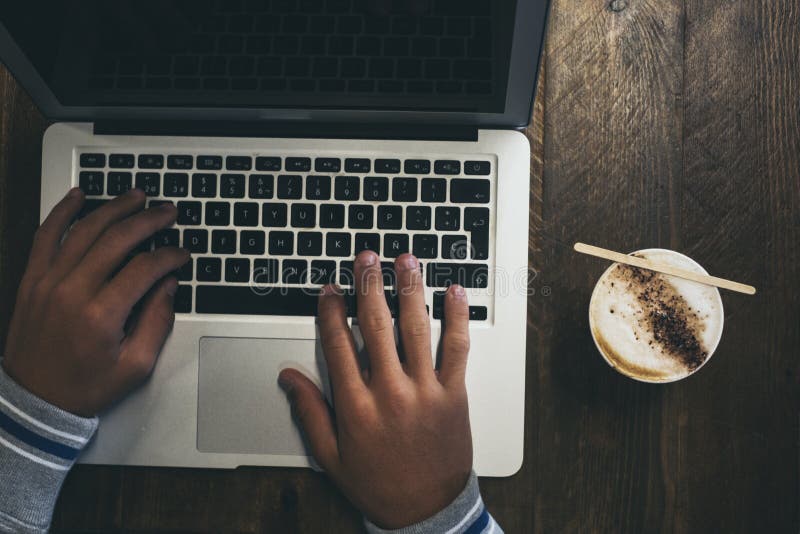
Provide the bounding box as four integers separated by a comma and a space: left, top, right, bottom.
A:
0, 362, 97, 534
364, 471, 503, 534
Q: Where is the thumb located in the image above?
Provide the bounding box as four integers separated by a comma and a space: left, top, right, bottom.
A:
279, 368, 340, 473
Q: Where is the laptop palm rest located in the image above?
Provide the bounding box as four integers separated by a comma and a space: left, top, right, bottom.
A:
197, 337, 329, 456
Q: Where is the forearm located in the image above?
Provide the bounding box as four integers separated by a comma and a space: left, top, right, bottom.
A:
0, 361, 96, 533
364, 471, 502, 534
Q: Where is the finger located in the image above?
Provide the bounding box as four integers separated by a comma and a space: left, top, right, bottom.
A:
394, 254, 433, 380
69, 202, 178, 291
438, 285, 470, 389
23, 187, 85, 284
318, 284, 366, 397
278, 368, 341, 473
48, 188, 147, 283
354, 251, 402, 379
108, 276, 178, 396
96, 247, 190, 324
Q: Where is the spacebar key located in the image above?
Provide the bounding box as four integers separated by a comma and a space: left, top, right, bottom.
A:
196, 286, 320, 316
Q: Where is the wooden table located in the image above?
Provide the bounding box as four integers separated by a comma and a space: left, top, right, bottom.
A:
1, 1, 797, 532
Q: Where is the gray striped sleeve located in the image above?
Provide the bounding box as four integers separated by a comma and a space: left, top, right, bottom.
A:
0, 361, 97, 533
364, 471, 503, 534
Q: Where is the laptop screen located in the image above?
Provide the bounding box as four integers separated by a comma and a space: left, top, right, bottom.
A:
0, 0, 519, 116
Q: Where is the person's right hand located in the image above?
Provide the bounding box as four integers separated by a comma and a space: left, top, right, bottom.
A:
2, 188, 189, 417
279, 251, 473, 530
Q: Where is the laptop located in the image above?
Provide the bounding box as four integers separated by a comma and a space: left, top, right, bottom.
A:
0, 0, 549, 477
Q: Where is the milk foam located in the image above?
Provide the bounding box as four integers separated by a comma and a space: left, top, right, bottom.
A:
589, 250, 724, 382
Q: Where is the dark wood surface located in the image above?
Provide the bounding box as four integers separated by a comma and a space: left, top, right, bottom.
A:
1, 1, 797, 532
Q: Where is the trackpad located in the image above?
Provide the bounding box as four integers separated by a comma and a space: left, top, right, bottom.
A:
197, 337, 329, 455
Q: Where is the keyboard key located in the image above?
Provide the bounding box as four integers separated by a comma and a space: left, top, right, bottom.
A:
234, 202, 259, 226
375, 159, 401, 173
435, 206, 460, 231
174, 285, 192, 313
168, 155, 193, 169
164, 173, 189, 197
177, 201, 202, 225
326, 233, 352, 257
291, 204, 316, 228
384, 234, 409, 258
183, 229, 208, 252
349, 205, 374, 229
135, 172, 160, 196
107, 172, 133, 196
109, 154, 135, 169
469, 306, 488, 321
310, 260, 337, 285
315, 158, 341, 173
380, 262, 396, 287
241, 230, 266, 254
345, 158, 370, 173
335, 176, 360, 200
197, 155, 223, 170
226, 156, 252, 171
249, 174, 275, 199
412, 234, 438, 259
392, 178, 418, 202
153, 228, 179, 248
377, 205, 402, 229
80, 153, 106, 168
278, 175, 303, 199
205, 202, 231, 226
286, 157, 311, 172
364, 177, 389, 201
434, 160, 460, 175
269, 231, 294, 255
138, 154, 164, 169
221, 174, 246, 198
176, 258, 193, 282
211, 229, 237, 254
283, 259, 308, 284
79, 171, 104, 195
432, 291, 446, 319
339, 261, 355, 286
421, 178, 447, 202
262, 203, 288, 227
196, 286, 322, 315
197, 258, 222, 282
256, 157, 282, 171
450, 179, 490, 203
470, 230, 489, 260
306, 175, 332, 200
464, 207, 489, 230
404, 159, 431, 174
464, 161, 491, 175
426, 263, 488, 288
442, 234, 469, 259
225, 258, 250, 283
320, 204, 345, 228
354, 233, 380, 254
253, 259, 279, 284
192, 173, 217, 198
406, 206, 431, 230
297, 232, 323, 256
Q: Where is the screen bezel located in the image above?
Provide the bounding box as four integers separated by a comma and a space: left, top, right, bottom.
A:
0, 0, 549, 129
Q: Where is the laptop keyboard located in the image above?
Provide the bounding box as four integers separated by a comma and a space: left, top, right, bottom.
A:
77, 151, 493, 320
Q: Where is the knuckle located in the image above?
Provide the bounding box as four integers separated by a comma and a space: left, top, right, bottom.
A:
444, 333, 470, 355
82, 301, 110, 330
401, 316, 430, 342
359, 312, 392, 338
128, 356, 155, 380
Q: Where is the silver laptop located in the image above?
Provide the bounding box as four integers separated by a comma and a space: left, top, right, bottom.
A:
0, 0, 549, 477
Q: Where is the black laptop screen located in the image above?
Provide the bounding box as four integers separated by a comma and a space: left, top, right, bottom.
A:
0, 0, 517, 114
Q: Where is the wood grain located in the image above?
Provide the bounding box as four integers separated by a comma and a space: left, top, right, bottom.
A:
0, 1, 797, 531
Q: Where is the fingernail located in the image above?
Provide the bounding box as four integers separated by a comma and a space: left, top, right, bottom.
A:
159, 201, 176, 210
321, 284, 341, 296
67, 187, 82, 198
357, 250, 377, 267
450, 284, 466, 298
278, 373, 293, 393
397, 254, 418, 271
165, 277, 178, 297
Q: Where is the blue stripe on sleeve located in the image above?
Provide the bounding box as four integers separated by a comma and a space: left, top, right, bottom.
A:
0, 410, 79, 461
463, 506, 491, 534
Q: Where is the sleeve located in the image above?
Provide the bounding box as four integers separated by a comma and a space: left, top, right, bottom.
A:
363, 471, 503, 534
0, 361, 98, 534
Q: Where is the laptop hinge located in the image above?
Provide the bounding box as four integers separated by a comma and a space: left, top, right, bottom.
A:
93, 120, 479, 142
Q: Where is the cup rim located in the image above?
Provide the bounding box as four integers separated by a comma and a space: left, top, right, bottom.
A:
588, 248, 725, 384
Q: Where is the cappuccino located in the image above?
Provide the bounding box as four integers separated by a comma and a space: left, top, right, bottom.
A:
589, 249, 724, 382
